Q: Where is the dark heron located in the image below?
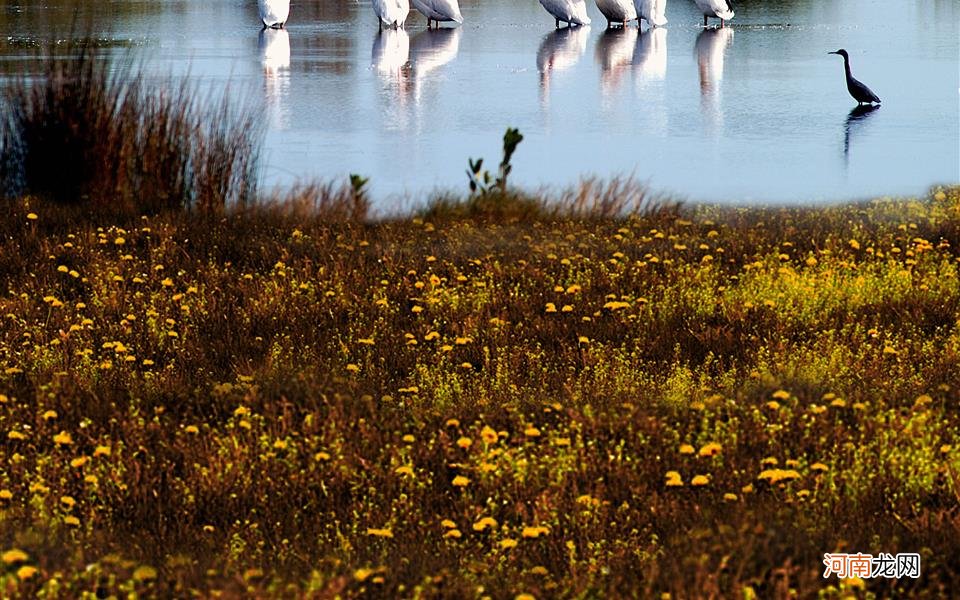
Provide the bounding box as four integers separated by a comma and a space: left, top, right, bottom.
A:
828, 49, 881, 105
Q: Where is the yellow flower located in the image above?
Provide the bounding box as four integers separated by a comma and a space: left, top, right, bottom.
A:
690, 475, 709, 486
42, 410, 58, 421
698, 443, 722, 457
346, 363, 360, 373
184, 425, 199, 435
63, 515, 80, 527
60, 495, 76, 509
472, 517, 498, 532
70, 456, 89, 468
445, 418, 460, 427
758, 469, 801, 484
395, 465, 414, 477
544, 303, 557, 313
440, 519, 457, 529
53, 431, 73, 446
366, 528, 394, 538
456, 437, 473, 449
452, 475, 470, 487
444, 529, 462, 539
771, 389, 791, 400
723, 493, 738, 502
0, 490, 12, 502
132, 565, 157, 581
521, 526, 549, 538
16, 565, 37, 580
499, 538, 518, 549
402, 434, 415, 443
524, 426, 541, 437
678, 444, 695, 455
665, 471, 683, 487
2, 548, 29, 565
481, 426, 498, 445
810, 462, 829, 473
354, 568, 373, 582
515, 594, 536, 600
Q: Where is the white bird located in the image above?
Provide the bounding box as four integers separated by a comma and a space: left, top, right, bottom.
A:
595, 0, 636, 28
411, 0, 463, 28
373, 0, 410, 30
693, 0, 734, 27
258, 0, 290, 29
634, 0, 667, 27
539, 0, 592, 28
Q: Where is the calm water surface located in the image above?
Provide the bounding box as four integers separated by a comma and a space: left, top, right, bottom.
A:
1, 0, 957, 206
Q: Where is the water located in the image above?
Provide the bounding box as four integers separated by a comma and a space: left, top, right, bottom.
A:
1, 0, 957, 207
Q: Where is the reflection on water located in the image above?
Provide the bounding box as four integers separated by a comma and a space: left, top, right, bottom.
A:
410, 28, 461, 104
537, 26, 590, 105
694, 27, 732, 133
595, 27, 636, 97
632, 26, 666, 83
844, 104, 879, 163
259, 28, 290, 128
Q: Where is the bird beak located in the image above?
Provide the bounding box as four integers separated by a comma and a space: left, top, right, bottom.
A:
827, 51, 837, 55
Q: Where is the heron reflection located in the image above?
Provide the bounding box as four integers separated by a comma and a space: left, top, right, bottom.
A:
259, 28, 291, 128
537, 26, 590, 105
844, 104, 879, 162
596, 27, 637, 96
694, 26, 733, 131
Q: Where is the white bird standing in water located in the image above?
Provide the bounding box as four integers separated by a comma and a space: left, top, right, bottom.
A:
374, 0, 410, 29
693, 0, 734, 27
634, 0, 667, 27
411, 0, 463, 28
539, 0, 592, 28
258, 0, 290, 29
595, 0, 636, 28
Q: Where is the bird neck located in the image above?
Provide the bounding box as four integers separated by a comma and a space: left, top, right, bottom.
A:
842, 56, 852, 77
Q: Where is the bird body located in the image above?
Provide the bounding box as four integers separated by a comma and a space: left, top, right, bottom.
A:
539, 0, 592, 28
411, 0, 463, 27
595, 0, 637, 26
634, 0, 667, 27
258, 0, 290, 28
374, 0, 410, 29
693, 0, 734, 26
828, 49, 881, 105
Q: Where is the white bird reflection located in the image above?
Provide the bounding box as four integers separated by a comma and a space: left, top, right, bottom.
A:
536, 26, 590, 106
632, 25, 666, 83
409, 27, 461, 104
694, 27, 733, 133
258, 28, 291, 129
372, 28, 413, 123
595, 27, 637, 97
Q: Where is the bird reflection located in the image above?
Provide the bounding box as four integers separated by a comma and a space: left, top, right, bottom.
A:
372, 29, 412, 119
843, 104, 879, 163
409, 27, 461, 104
259, 28, 291, 128
694, 27, 733, 132
632, 26, 666, 84
595, 27, 637, 97
537, 26, 590, 106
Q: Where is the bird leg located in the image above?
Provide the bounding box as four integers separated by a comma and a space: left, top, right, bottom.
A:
556, 18, 560, 29
704, 15, 708, 27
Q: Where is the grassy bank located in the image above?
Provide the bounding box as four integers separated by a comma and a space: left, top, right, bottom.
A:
0, 185, 958, 598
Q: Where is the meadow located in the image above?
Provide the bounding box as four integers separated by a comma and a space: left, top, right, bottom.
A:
1, 41, 959, 599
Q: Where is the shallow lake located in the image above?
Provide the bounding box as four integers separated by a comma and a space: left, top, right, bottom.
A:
1, 0, 957, 207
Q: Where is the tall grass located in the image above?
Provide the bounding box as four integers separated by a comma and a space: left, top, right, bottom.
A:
0, 37, 260, 214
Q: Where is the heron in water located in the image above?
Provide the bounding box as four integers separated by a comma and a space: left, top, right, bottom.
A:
828, 49, 881, 105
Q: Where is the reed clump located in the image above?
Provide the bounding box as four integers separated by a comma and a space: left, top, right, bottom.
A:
0, 38, 259, 215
